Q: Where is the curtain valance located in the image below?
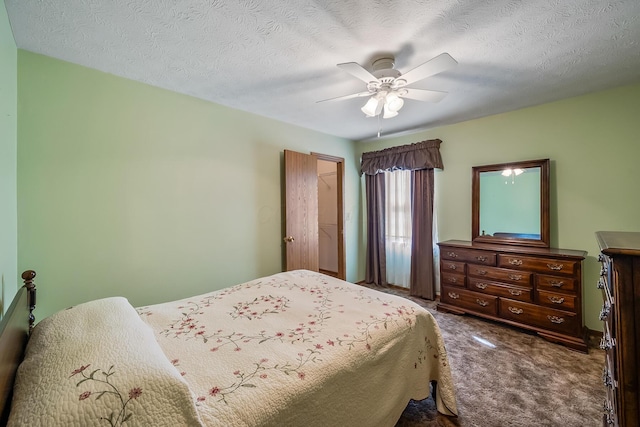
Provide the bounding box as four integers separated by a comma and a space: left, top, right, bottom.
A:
360, 139, 443, 175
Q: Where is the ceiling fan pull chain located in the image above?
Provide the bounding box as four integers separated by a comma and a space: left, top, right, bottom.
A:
377, 114, 381, 138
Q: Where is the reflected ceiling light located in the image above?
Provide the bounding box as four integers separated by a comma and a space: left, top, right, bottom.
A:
501, 168, 524, 177
472, 335, 497, 348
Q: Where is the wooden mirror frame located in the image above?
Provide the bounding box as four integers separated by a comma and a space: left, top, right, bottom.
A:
472, 158, 550, 248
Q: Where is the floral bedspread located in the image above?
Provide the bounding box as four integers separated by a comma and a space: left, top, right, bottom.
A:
138, 270, 457, 426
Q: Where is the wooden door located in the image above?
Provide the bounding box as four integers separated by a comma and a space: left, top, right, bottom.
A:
284, 150, 319, 272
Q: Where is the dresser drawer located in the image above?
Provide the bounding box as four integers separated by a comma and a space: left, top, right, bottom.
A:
536, 274, 577, 293
440, 247, 496, 266
537, 290, 577, 312
467, 265, 532, 286
440, 286, 498, 316
499, 298, 580, 336
441, 271, 466, 287
497, 254, 578, 276
440, 259, 465, 274
468, 277, 532, 302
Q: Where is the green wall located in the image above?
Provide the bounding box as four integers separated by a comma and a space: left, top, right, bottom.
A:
356, 83, 640, 331
16, 46, 640, 332
17, 51, 359, 320
0, 3, 17, 315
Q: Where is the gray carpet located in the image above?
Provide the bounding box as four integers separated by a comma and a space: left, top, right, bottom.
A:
362, 284, 605, 427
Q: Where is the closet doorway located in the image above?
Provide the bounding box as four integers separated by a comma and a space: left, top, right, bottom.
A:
315, 154, 344, 279
283, 150, 346, 280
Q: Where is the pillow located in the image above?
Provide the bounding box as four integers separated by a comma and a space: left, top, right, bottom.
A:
8, 297, 204, 426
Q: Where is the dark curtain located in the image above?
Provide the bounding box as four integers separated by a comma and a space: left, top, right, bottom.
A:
409, 169, 436, 299
361, 139, 443, 296
365, 173, 387, 285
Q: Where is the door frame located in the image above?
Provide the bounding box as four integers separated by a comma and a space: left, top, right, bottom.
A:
312, 152, 346, 281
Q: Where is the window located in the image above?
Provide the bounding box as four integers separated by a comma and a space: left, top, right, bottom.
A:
384, 170, 412, 287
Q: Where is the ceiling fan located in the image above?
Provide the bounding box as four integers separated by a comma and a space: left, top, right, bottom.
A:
319, 53, 457, 119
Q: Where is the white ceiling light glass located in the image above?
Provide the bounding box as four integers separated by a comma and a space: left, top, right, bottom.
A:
361, 96, 380, 117
383, 105, 398, 118
362, 91, 405, 118
385, 92, 404, 112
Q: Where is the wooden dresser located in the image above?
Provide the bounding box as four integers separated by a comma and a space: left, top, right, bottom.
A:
437, 240, 588, 352
596, 231, 640, 426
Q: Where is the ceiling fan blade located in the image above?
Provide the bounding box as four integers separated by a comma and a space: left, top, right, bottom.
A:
316, 91, 372, 103
336, 62, 378, 84
400, 53, 458, 86
401, 88, 448, 103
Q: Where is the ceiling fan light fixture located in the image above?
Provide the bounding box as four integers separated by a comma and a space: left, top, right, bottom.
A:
385, 93, 404, 112
383, 105, 398, 119
361, 96, 380, 117
325, 53, 457, 126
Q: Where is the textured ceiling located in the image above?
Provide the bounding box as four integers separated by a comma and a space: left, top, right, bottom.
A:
5, 0, 640, 141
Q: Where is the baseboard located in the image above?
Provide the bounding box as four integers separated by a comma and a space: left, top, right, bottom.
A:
355, 280, 410, 293
319, 269, 338, 278
586, 328, 603, 349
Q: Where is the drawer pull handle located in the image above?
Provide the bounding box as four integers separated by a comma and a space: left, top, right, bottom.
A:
602, 367, 613, 389
547, 315, 564, 324
604, 402, 615, 425
603, 400, 615, 425
447, 252, 458, 258
547, 263, 563, 271
476, 256, 487, 262
448, 277, 458, 283
475, 283, 488, 290
508, 289, 522, 296
476, 299, 489, 307
508, 306, 523, 315
448, 292, 460, 300
508, 274, 523, 281
598, 253, 605, 263
596, 278, 605, 289
548, 296, 565, 304
447, 264, 457, 270
508, 259, 523, 266
600, 265, 608, 276
600, 337, 613, 351
549, 280, 565, 288
599, 302, 610, 320
476, 269, 487, 276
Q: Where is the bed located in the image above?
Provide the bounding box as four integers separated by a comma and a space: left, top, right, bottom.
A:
1, 269, 457, 426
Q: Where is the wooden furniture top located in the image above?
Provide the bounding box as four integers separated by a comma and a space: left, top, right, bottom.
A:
596, 231, 640, 257
438, 239, 587, 259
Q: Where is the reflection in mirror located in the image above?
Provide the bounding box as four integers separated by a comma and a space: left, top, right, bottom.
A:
472, 159, 550, 248
479, 167, 541, 239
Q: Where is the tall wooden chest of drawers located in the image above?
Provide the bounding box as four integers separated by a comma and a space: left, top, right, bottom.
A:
437, 240, 588, 352
596, 231, 640, 426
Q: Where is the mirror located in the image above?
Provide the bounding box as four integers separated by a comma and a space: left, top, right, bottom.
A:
472, 159, 550, 248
